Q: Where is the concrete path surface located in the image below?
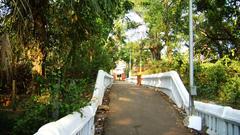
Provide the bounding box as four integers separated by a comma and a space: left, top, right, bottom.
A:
104, 81, 193, 135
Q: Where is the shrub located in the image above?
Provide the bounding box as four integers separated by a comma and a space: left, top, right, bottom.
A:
12, 103, 52, 135
15, 62, 32, 94
12, 79, 90, 135
219, 77, 240, 108
143, 55, 240, 109
194, 62, 227, 100
0, 111, 16, 135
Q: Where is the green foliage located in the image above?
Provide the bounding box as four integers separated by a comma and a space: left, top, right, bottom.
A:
64, 36, 114, 80
59, 80, 90, 115
1, 0, 130, 80
46, 0, 129, 79
12, 103, 52, 135
143, 60, 164, 74
0, 0, 132, 134
136, 0, 188, 60
219, 56, 240, 75
123, 0, 134, 11
0, 111, 17, 135
195, 62, 227, 100
144, 55, 240, 109
220, 76, 240, 108
12, 77, 90, 135
15, 62, 32, 94
125, 0, 240, 109
195, 0, 240, 59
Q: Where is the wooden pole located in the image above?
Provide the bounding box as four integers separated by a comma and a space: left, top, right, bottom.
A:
12, 80, 16, 111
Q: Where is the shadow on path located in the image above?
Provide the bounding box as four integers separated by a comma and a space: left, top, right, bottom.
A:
104, 81, 193, 135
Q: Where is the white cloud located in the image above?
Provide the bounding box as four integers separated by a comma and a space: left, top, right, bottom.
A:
125, 11, 144, 24
124, 11, 148, 43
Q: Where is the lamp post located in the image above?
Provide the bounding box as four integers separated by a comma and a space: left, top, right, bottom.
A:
139, 42, 144, 74
189, 0, 195, 115
129, 48, 132, 77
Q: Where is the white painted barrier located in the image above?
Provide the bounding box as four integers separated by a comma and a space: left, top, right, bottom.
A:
195, 101, 240, 135
129, 71, 240, 135
129, 71, 190, 113
34, 70, 113, 135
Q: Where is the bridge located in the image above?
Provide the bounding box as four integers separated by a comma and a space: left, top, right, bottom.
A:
104, 81, 192, 135
34, 70, 240, 135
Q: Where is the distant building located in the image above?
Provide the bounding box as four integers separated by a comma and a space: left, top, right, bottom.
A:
113, 60, 126, 81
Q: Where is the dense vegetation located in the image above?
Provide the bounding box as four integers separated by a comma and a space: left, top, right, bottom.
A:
0, 0, 239, 134
0, 0, 131, 134
143, 56, 240, 109
113, 0, 240, 109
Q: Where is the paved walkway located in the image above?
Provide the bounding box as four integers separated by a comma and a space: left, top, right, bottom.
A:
104, 81, 193, 135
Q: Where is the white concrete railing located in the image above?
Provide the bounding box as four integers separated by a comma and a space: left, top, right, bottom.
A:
34, 70, 113, 135
195, 101, 240, 135
129, 71, 240, 135
129, 71, 190, 112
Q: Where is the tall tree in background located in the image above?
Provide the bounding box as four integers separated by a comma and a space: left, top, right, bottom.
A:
0, 34, 12, 91
1, 0, 130, 77
0, 0, 131, 94
132, 0, 188, 61
1, 0, 49, 76
195, 0, 240, 59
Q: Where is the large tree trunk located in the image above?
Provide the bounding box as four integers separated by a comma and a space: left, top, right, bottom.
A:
30, 0, 48, 77
149, 46, 162, 60
0, 34, 12, 92
149, 33, 163, 61
165, 35, 173, 63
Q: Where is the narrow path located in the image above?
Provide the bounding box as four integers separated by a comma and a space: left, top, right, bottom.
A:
104, 81, 193, 135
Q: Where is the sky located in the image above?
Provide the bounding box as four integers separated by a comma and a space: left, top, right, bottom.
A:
0, 1, 9, 17
123, 10, 188, 54
124, 11, 148, 43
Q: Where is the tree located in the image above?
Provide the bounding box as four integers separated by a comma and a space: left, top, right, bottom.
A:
0, 0, 49, 76
0, 1, 132, 134
0, 34, 12, 92
132, 0, 188, 61
195, 0, 240, 59
1, 0, 131, 78
0, 0, 131, 95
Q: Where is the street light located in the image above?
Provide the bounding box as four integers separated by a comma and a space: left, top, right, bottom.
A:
189, 0, 196, 115
186, 1, 202, 131
129, 48, 132, 77
139, 42, 144, 74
